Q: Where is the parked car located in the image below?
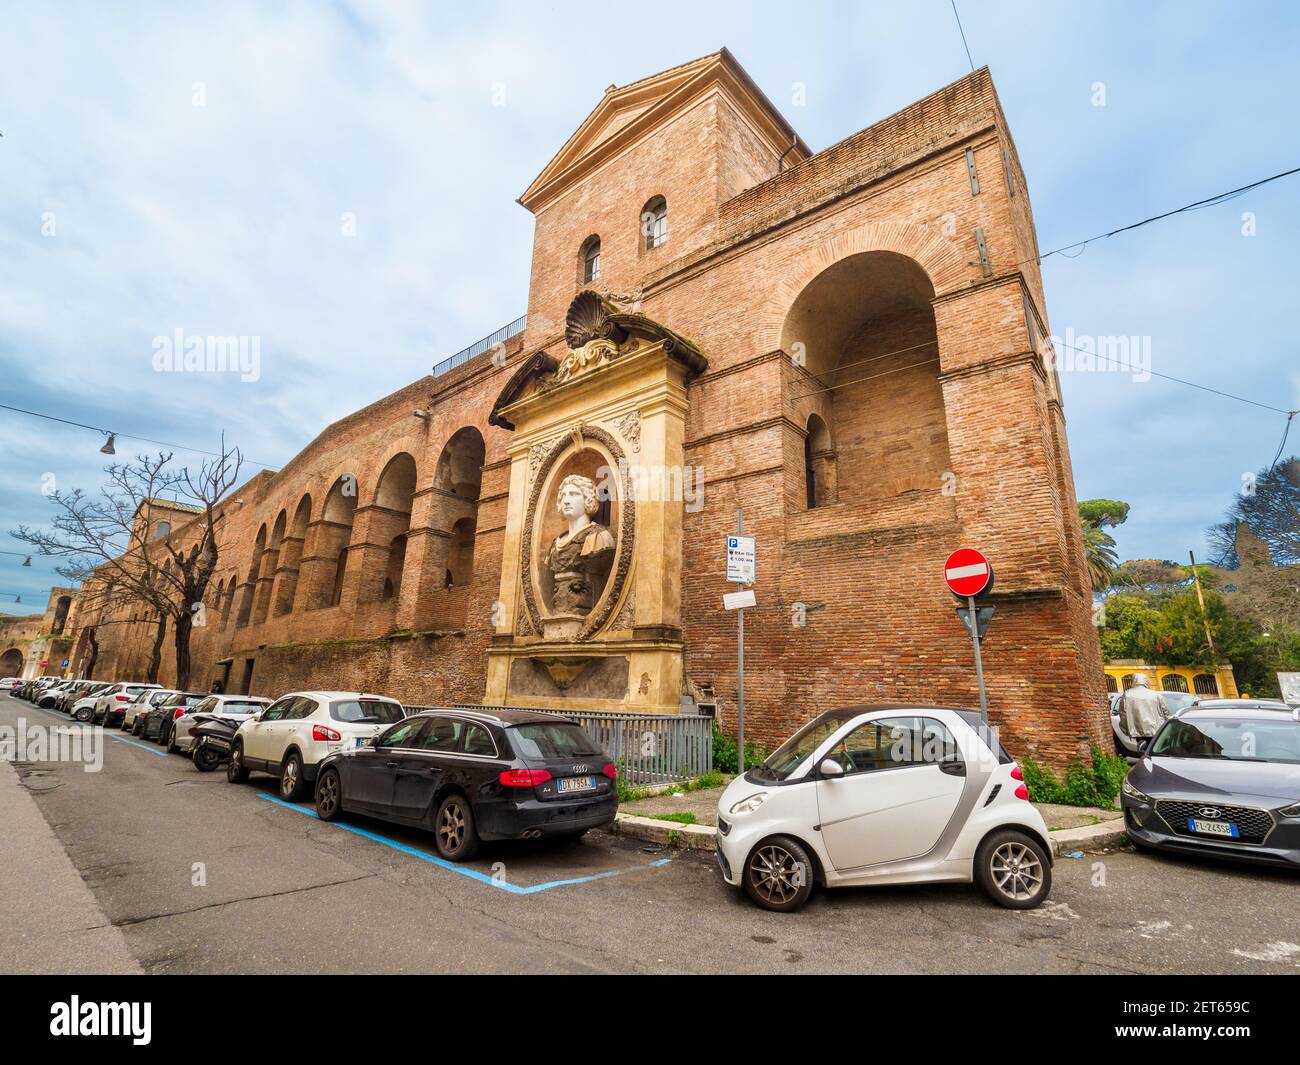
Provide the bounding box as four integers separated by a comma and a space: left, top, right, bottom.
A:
172, 694, 270, 756
228, 691, 406, 801
37, 681, 80, 709
124, 688, 179, 734
313, 709, 619, 860
142, 691, 209, 748
69, 684, 111, 721
715, 705, 1053, 913
1121, 703, 1300, 868
0, 677, 19, 692
1111, 689, 1197, 757
56, 681, 99, 712
88, 682, 163, 725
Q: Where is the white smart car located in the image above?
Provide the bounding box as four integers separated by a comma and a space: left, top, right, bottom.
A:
716, 706, 1052, 912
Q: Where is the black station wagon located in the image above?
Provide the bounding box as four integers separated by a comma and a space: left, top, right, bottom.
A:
312, 708, 619, 860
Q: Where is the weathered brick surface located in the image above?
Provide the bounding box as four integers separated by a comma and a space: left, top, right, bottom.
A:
72, 56, 1106, 766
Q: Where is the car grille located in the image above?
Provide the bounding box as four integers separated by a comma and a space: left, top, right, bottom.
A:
1155, 800, 1274, 843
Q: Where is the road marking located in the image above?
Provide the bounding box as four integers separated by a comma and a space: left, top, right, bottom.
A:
260, 793, 672, 894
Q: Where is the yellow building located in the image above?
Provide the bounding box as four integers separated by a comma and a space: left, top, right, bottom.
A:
1102, 660, 1238, 698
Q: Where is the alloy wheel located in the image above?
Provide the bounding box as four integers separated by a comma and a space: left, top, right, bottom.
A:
281, 758, 299, 798
990, 841, 1045, 902
438, 801, 467, 853
318, 773, 339, 817
748, 843, 803, 906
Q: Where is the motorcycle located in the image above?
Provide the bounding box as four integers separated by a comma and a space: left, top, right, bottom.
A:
189, 714, 242, 772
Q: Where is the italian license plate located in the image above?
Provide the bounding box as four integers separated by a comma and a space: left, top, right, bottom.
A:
353, 737, 368, 749
1188, 817, 1238, 837
556, 776, 597, 794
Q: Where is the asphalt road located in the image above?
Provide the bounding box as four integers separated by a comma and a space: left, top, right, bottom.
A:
4, 692, 1300, 974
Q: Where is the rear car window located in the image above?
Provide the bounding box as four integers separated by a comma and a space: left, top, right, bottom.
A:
509, 722, 601, 759
330, 699, 404, 724
222, 701, 264, 713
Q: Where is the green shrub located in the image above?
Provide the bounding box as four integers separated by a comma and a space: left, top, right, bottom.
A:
649, 812, 698, 825
1022, 746, 1128, 808
712, 722, 768, 774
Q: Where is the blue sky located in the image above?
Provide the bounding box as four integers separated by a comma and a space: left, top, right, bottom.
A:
2, 0, 1298, 613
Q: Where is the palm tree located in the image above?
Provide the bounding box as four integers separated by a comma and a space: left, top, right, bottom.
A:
1082, 522, 1119, 591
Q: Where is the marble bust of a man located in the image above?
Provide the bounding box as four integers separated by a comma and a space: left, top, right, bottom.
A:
545, 474, 615, 615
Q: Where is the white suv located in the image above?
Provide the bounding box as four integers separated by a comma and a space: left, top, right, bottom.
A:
227, 691, 406, 801
89, 682, 163, 726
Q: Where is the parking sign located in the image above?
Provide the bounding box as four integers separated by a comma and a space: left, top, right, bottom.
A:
726, 535, 756, 584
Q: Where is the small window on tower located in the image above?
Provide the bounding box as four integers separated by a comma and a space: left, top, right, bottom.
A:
581, 236, 601, 283
642, 196, 667, 250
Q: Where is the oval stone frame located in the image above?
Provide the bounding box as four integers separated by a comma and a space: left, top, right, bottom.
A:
520, 424, 635, 641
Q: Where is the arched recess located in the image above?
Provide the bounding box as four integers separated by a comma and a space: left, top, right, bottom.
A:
361, 453, 417, 604
307, 475, 359, 610
211, 579, 225, 631
253, 510, 286, 625
425, 428, 485, 627
51, 595, 72, 636
222, 578, 237, 629
236, 525, 267, 626
273, 494, 312, 616
1, 648, 23, 676
804, 414, 834, 508
780, 250, 951, 505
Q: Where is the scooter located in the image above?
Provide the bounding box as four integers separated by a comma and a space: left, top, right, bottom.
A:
190, 714, 242, 772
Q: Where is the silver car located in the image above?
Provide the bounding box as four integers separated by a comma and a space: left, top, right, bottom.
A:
172, 694, 271, 754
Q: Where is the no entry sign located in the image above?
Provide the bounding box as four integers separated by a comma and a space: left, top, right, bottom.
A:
944, 548, 992, 598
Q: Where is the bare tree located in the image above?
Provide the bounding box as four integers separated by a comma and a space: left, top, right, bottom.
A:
14, 441, 242, 689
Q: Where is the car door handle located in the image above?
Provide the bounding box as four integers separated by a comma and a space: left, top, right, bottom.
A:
385, 760, 399, 768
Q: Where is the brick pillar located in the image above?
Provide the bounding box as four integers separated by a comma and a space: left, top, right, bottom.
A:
271, 535, 305, 616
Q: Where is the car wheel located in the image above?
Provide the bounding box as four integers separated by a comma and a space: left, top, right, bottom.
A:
975, 830, 1052, 910
743, 836, 815, 913
227, 743, 250, 783
131, 719, 142, 736
316, 768, 342, 822
279, 753, 306, 802
74, 707, 92, 723
434, 794, 480, 861
166, 731, 180, 754
193, 746, 221, 773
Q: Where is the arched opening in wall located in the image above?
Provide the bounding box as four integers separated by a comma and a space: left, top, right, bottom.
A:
1161, 674, 1190, 693
580, 235, 601, 284
310, 475, 359, 610
253, 510, 285, 625
363, 453, 417, 605
1104, 674, 1118, 693
274, 494, 312, 616
803, 414, 834, 509
152, 521, 171, 542
222, 579, 237, 629
236, 526, 266, 626
428, 427, 485, 627
1193, 673, 1220, 696
1, 648, 22, 676
211, 580, 225, 629
51, 595, 72, 636
781, 251, 949, 506
641, 196, 667, 251
1121, 673, 1137, 691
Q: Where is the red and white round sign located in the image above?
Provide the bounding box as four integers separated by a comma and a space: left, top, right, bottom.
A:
943, 548, 992, 597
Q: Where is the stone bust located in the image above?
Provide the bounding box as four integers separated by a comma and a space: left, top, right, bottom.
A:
545, 474, 615, 615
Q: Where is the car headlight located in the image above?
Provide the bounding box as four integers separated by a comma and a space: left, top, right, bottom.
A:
1121, 777, 1151, 803
1280, 802, 1300, 818
729, 792, 767, 815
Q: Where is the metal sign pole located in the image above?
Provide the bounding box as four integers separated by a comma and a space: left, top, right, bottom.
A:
736, 508, 745, 775
967, 593, 989, 721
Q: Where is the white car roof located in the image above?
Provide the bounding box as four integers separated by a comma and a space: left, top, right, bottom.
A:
281, 691, 401, 702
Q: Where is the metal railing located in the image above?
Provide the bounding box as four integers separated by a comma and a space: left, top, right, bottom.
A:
431, 315, 527, 378
402, 702, 714, 786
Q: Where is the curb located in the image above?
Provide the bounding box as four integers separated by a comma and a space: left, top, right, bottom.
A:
611, 811, 1130, 857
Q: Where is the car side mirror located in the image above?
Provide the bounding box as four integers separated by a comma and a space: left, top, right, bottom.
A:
818, 758, 844, 778
368, 735, 381, 748
1137, 739, 1150, 755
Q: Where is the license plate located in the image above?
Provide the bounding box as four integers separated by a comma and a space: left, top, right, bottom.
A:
353, 737, 368, 749
556, 776, 597, 794
1188, 817, 1238, 837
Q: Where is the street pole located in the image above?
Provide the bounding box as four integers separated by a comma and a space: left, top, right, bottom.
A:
967, 594, 989, 721
736, 508, 745, 775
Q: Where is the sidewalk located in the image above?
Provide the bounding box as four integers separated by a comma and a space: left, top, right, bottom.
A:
0, 759, 141, 974
616, 780, 1126, 856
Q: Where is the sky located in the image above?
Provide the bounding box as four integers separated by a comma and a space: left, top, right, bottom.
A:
2, 0, 1298, 614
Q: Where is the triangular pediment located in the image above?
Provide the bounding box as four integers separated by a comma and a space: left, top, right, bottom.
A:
519, 49, 808, 213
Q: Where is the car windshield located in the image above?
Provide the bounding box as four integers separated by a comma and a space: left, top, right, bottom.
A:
1159, 692, 1196, 714
1151, 717, 1300, 763
331, 699, 404, 724
509, 722, 602, 759
751, 712, 860, 782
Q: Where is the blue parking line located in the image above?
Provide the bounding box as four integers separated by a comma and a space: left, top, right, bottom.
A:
259, 793, 671, 894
